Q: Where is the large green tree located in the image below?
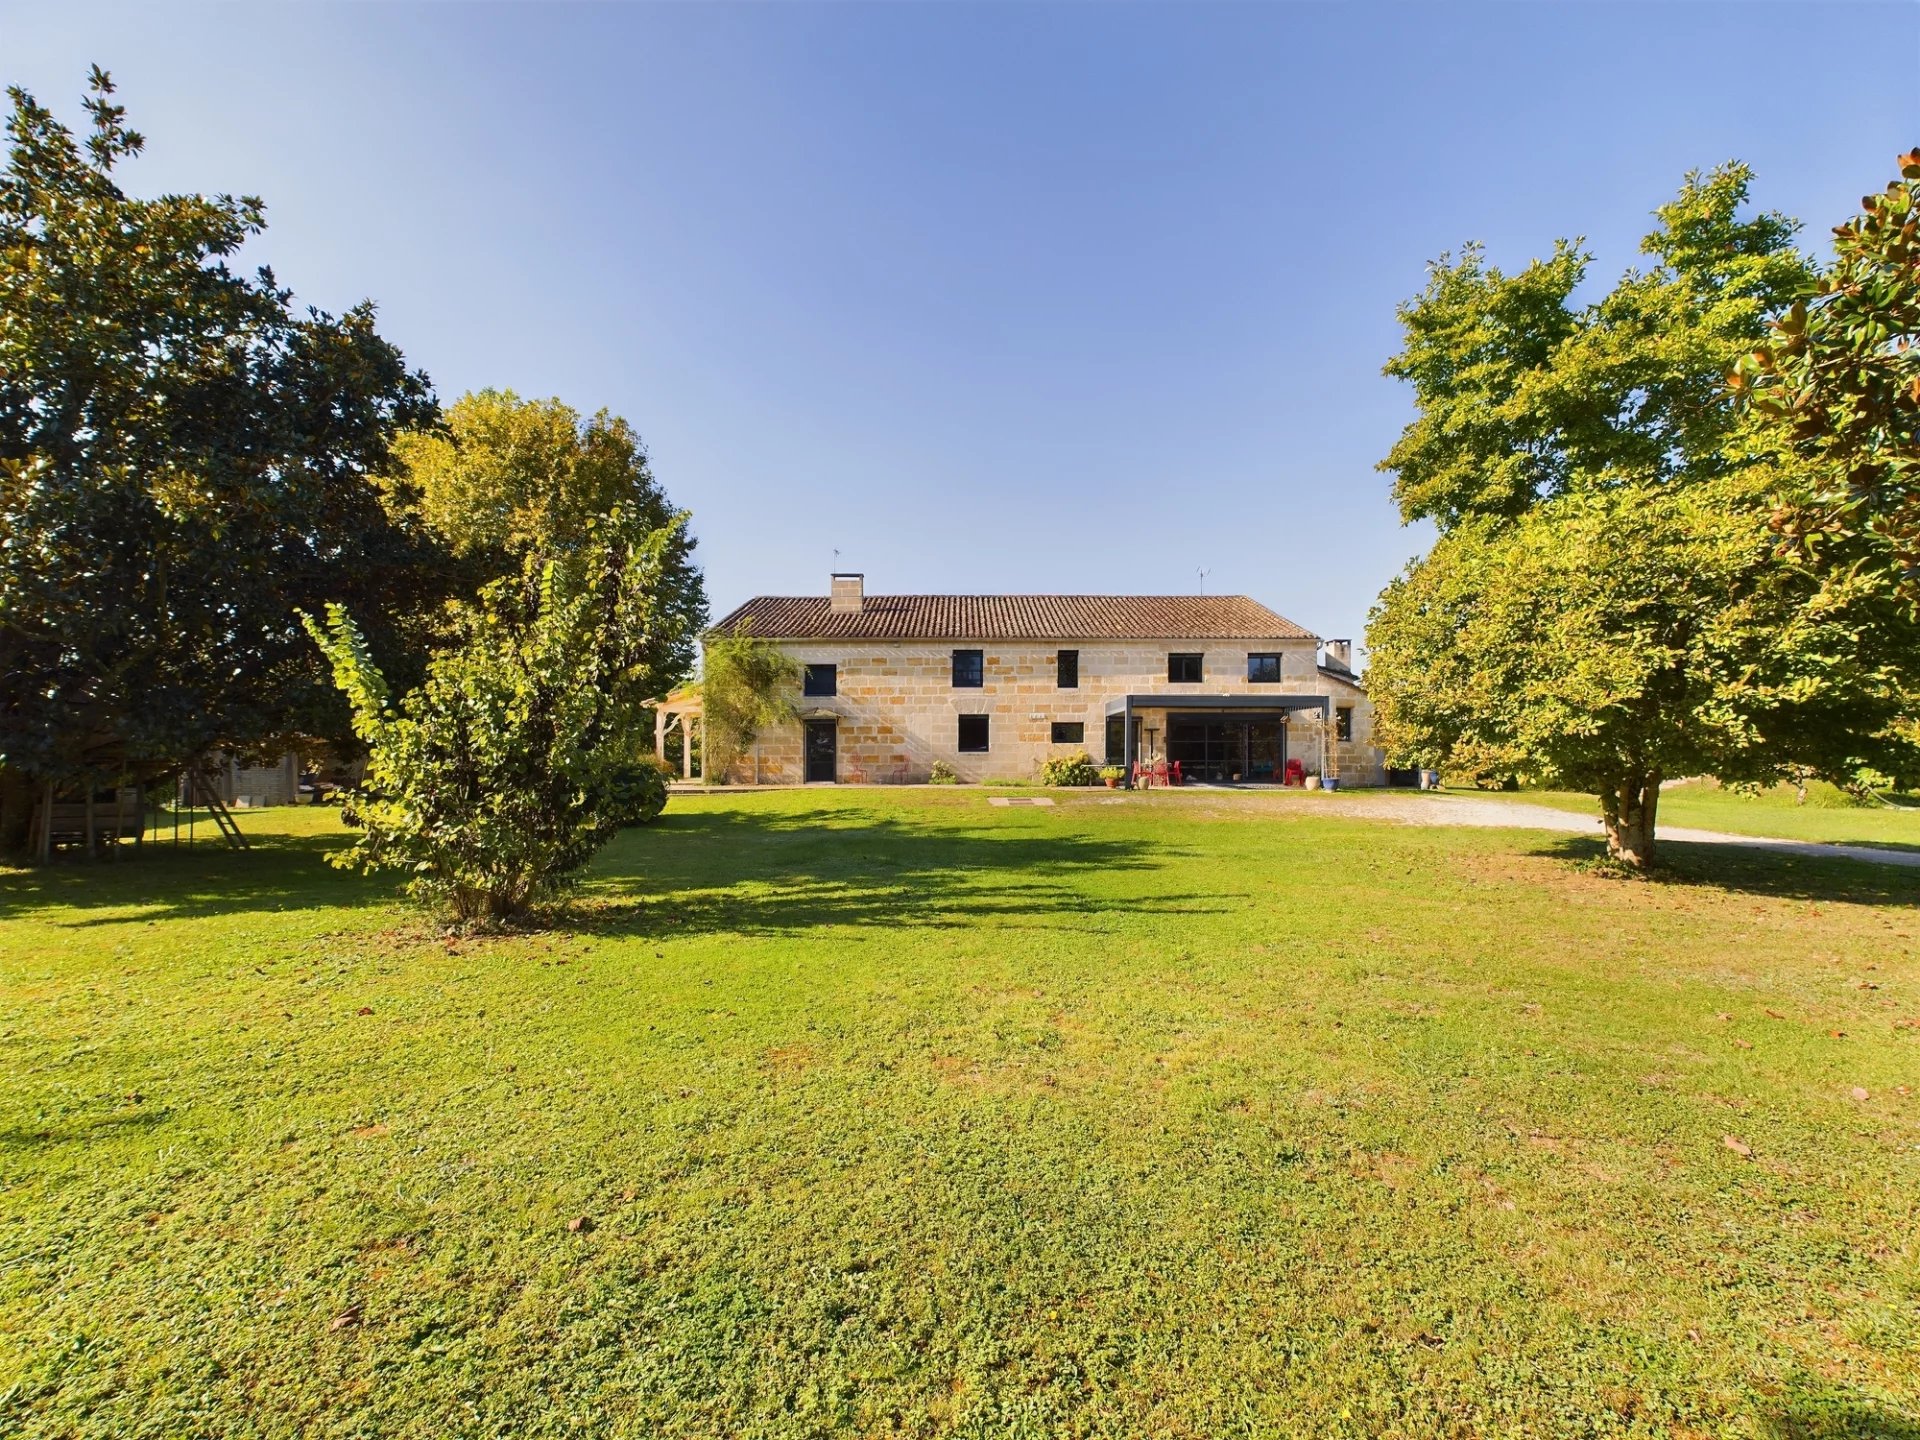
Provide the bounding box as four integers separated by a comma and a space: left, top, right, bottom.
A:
378, 389, 706, 686
1369, 165, 1919, 866
307, 536, 689, 924
307, 391, 707, 919
0, 69, 445, 848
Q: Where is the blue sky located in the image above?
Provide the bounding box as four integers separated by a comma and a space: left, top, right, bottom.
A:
5, 3, 1915, 652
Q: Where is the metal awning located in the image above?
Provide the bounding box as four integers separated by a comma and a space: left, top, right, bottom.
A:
1103, 693, 1330, 717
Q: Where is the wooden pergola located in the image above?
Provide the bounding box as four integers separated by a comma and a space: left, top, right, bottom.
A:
653, 686, 706, 782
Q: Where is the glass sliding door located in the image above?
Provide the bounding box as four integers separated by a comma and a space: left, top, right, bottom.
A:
1166, 714, 1290, 782
1247, 719, 1286, 782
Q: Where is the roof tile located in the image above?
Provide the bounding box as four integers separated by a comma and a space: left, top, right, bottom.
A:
709, 594, 1315, 642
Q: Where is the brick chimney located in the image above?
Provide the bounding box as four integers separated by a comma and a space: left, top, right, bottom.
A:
1324, 638, 1353, 672
829, 572, 865, 614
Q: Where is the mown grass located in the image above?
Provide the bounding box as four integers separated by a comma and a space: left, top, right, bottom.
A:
1454, 780, 1920, 852
2, 790, 1917, 1439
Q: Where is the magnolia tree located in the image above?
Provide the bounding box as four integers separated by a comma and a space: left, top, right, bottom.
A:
1368, 164, 1920, 867
0, 70, 446, 850
1734, 150, 1920, 605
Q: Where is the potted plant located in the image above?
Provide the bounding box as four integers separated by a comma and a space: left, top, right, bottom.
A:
1098, 765, 1125, 789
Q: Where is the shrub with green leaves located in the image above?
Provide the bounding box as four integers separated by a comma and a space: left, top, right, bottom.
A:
304, 535, 691, 923
699, 627, 799, 783
1040, 751, 1100, 786
608, 753, 671, 827
928, 760, 959, 785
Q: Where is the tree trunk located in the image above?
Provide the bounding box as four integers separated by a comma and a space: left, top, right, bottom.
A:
0, 765, 37, 857
1601, 772, 1661, 868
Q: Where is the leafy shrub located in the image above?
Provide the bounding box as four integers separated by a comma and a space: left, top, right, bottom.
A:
928, 760, 959, 784
701, 626, 799, 783
304, 539, 689, 925
608, 754, 671, 826
1040, 751, 1100, 786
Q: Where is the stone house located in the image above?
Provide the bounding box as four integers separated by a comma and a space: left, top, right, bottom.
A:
700, 574, 1384, 786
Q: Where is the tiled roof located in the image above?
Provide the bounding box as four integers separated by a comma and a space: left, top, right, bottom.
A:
709, 594, 1316, 642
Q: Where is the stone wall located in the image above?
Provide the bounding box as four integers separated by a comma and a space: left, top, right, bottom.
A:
718, 638, 1386, 785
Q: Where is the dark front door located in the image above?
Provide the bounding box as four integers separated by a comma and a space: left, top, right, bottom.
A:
804, 719, 837, 783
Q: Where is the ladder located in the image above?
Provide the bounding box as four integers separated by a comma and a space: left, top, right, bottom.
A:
183, 762, 252, 851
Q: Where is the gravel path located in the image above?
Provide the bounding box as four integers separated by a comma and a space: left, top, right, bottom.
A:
1317, 792, 1920, 870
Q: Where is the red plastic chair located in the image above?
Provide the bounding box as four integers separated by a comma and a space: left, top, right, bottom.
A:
1284, 758, 1306, 787
1170, 761, 1183, 786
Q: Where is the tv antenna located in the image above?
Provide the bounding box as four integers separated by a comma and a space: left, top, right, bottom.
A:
1196, 565, 1211, 595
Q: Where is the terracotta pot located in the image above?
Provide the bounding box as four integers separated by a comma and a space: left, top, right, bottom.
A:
1104, 777, 1119, 788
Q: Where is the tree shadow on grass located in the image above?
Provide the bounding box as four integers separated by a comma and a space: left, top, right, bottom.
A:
1523, 834, 1920, 908
0, 825, 394, 927
577, 805, 1222, 938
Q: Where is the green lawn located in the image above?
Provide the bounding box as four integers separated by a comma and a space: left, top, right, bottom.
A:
1453, 780, 1920, 852
3, 791, 1918, 1439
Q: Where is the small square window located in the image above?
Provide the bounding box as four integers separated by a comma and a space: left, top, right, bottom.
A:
1168, 653, 1203, 683
802, 663, 837, 697
952, 649, 984, 688
1056, 649, 1079, 689
1050, 721, 1084, 744
1336, 706, 1353, 742
958, 714, 990, 752
1247, 653, 1282, 683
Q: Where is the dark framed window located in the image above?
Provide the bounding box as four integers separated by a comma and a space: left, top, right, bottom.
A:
958, 714, 990, 753
1050, 721, 1084, 744
1056, 649, 1079, 689
802, 663, 837, 697
1247, 653, 1283, 683
952, 649, 984, 688
1336, 706, 1353, 742
1167, 653, 1203, 683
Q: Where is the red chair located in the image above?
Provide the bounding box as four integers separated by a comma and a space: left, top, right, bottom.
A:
1170, 761, 1183, 786
1284, 758, 1306, 787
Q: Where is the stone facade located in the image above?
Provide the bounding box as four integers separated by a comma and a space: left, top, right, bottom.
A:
719, 637, 1385, 786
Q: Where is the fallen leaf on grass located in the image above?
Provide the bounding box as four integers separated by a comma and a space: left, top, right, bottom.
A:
355, 1006, 373, 1016
1851, 1087, 1869, 1102
330, 1307, 361, 1331
1732, 1039, 1753, 1050
1764, 1008, 1786, 1020
567, 1215, 595, 1234
1722, 1135, 1752, 1158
